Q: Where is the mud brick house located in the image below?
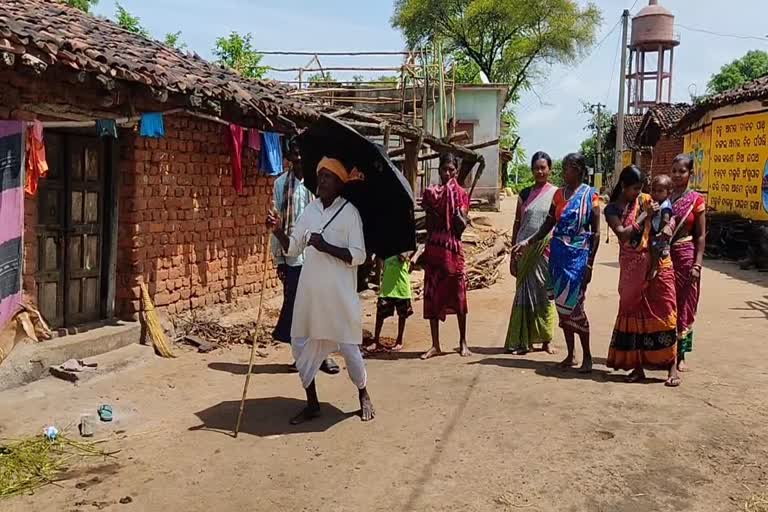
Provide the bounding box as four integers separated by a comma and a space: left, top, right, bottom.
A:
634, 103, 691, 179
0, 0, 322, 330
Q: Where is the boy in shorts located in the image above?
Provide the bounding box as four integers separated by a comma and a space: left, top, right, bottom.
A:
364, 252, 414, 353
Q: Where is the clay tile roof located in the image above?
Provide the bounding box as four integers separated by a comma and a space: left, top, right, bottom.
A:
0, 0, 318, 129
675, 76, 768, 133
635, 103, 690, 146
644, 103, 691, 132
609, 114, 645, 150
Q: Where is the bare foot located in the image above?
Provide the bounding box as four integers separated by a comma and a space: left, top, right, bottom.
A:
558, 356, 578, 368
626, 368, 646, 383
677, 360, 690, 372
390, 343, 404, 353
543, 343, 557, 355
363, 343, 378, 353
420, 347, 443, 360
359, 390, 375, 422
578, 358, 593, 374
289, 405, 321, 425
459, 344, 473, 357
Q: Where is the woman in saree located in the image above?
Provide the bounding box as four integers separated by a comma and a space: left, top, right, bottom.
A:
505, 151, 558, 355
420, 152, 471, 360
669, 154, 706, 372
511, 153, 601, 372
604, 165, 680, 387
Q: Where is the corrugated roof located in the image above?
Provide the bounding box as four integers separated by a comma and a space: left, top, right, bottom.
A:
676, 76, 768, 132
0, 0, 317, 129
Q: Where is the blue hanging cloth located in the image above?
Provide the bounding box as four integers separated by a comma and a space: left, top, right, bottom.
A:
259, 132, 283, 176
139, 113, 165, 138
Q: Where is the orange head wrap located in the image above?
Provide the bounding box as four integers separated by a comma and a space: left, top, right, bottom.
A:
317, 157, 364, 183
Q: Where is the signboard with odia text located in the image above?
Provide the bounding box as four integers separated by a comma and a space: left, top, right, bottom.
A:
709, 112, 768, 221
682, 124, 711, 193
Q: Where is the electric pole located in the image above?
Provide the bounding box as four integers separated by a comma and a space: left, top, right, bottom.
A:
613, 9, 631, 186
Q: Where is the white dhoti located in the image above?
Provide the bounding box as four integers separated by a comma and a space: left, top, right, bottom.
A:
291, 337, 367, 390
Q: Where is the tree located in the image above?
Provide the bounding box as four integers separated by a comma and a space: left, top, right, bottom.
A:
392, 0, 601, 104
163, 31, 186, 50
707, 50, 768, 95
64, 0, 98, 11
213, 32, 267, 79
115, 2, 149, 38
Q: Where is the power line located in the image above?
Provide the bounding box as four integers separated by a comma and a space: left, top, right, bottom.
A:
516, 16, 622, 115
675, 23, 768, 43
604, 22, 622, 105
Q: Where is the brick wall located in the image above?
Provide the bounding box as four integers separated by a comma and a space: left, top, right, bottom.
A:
650, 135, 684, 178
115, 114, 279, 320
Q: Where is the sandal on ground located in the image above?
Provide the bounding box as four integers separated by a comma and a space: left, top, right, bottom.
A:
320, 358, 340, 375
664, 376, 682, 387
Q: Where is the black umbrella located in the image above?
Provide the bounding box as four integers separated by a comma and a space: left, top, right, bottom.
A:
297, 115, 416, 259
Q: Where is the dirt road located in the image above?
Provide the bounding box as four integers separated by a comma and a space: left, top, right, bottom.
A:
2, 201, 767, 512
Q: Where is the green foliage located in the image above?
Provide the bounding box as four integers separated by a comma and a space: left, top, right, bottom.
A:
707, 50, 768, 95
308, 72, 337, 84
115, 2, 149, 38
505, 158, 563, 191
500, 110, 525, 163
392, 0, 602, 104
63, 0, 98, 12
213, 32, 267, 79
452, 51, 483, 84
163, 31, 186, 50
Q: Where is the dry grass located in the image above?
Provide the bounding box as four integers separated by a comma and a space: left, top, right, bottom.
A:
0, 434, 114, 499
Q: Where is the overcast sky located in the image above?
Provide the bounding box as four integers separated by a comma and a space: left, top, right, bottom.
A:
93, 0, 768, 160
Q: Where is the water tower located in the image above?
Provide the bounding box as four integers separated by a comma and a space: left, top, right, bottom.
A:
626, 0, 679, 114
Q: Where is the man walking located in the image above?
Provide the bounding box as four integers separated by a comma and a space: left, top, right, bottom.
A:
272, 143, 339, 375
268, 157, 374, 424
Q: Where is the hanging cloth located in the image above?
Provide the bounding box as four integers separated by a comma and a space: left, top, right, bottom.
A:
139, 113, 165, 138
0, 121, 25, 329
96, 119, 118, 138
259, 132, 283, 176
25, 120, 48, 196
228, 124, 245, 194
247, 129, 261, 151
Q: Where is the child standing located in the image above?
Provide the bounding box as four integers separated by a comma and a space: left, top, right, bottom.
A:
365, 253, 414, 353
647, 174, 675, 280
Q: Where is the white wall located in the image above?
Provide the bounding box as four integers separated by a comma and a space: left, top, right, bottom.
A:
425, 87, 504, 209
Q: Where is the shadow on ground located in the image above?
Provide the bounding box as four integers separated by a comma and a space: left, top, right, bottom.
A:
207, 362, 295, 375
469, 356, 667, 384
189, 397, 357, 437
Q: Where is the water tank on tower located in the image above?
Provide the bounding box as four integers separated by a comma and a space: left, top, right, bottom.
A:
626, 0, 680, 113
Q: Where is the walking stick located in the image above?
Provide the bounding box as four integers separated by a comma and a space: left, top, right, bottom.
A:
234, 234, 271, 438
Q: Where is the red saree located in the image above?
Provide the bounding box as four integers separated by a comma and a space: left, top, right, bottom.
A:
421, 178, 469, 321
606, 194, 678, 370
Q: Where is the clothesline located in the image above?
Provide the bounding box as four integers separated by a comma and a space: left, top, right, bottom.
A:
36, 108, 235, 129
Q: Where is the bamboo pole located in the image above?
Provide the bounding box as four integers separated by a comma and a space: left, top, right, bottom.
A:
269, 66, 404, 72
233, 235, 271, 438
451, 64, 457, 135
258, 51, 411, 56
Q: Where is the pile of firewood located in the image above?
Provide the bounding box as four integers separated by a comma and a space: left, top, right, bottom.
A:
464, 225, 513, 290
410, 222, 513, 299
175, 317, 274, 347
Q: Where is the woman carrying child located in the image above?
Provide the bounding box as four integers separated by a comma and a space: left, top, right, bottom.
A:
604, 166, 681, 387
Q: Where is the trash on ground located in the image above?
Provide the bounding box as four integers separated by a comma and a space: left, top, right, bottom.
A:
97, 405, 113, 422
79, 414, 97, 438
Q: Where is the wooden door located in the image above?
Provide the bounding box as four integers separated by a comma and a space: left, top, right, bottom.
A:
36, 134, 105, 328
